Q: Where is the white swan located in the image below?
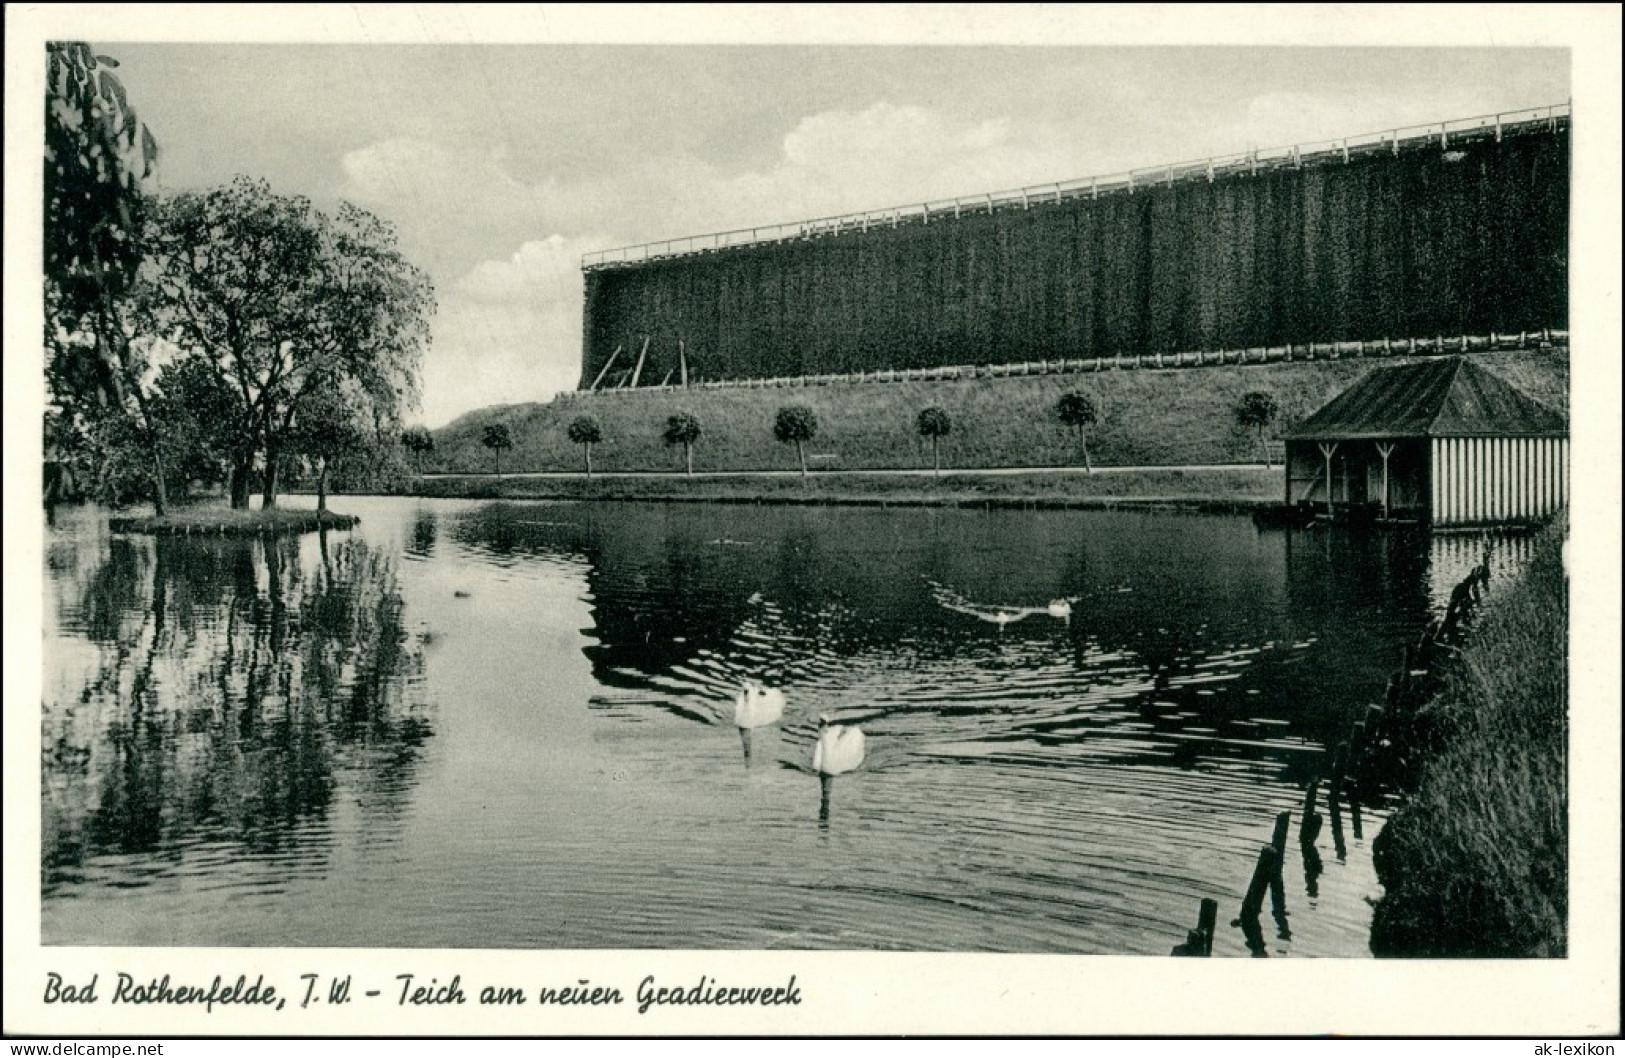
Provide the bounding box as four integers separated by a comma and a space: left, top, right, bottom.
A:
1047, 597, 1076, 620
733, 681, 786, 729
812, 715, 866, 776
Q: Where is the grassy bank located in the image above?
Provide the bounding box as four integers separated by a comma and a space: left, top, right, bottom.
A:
430, 349, 1567, 476
411, 466, 1279, 510
109, 505, 360, 536
1370, 515, 1568, 957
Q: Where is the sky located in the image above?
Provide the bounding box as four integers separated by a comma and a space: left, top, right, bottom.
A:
100, 39, 1569, 426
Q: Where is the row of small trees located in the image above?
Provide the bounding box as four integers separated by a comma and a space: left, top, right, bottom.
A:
471, 391, 1279, 478
471, 391, 1280, 477
471, 386, 1280, 477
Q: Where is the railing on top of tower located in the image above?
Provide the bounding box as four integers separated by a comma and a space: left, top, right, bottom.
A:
580, 102, 1570, 272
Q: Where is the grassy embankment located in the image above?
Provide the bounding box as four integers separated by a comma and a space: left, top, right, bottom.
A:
428, 349, 1568, 480
414, 466, 1277, 509
1370, 515, 1568, 957
108, 505, 359, 535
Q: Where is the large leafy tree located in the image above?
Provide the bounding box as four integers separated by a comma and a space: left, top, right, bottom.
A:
148, 353, 241, 494
45, 43, 156, 315
44, 43, 169, 511
289, 382, 368, 512
146, 177, 434, 508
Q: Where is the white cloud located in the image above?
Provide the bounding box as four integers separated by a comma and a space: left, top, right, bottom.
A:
454, 235, 594, 305
341, 137, 540, 208
419, 235, 607, 427
351, 102, 1108, 425
1194, 87, 1518, 158
711, 103, 1079, 222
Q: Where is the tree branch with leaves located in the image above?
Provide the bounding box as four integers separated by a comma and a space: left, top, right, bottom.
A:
44, 42, 170, 512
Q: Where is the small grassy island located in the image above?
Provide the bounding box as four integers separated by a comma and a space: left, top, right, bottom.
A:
108, 506, 359, 536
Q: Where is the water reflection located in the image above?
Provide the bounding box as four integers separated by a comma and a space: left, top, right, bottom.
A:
43, 529, 432, 897
542, 507, 1442, 783
42, 498, 1543, 954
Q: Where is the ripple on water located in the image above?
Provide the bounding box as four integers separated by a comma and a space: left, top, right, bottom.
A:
42, 500, 1461, 953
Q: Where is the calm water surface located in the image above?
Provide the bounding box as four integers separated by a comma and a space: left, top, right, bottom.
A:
41, 497, 1535, 954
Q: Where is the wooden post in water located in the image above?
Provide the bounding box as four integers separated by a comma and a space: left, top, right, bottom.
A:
1299, 779, 1322, 847
1171, 898, 1220, 957
1241, 845, 1278, 919
1328, 741, 1349, 810
1270, 811, 1291, 862
1300, 807, 1323, 850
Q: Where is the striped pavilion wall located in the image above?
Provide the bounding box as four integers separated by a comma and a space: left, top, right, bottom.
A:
1429, 436, 1568, 526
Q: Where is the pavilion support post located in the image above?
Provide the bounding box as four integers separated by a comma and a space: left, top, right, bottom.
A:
1375, 443, 1396, 519
1318, 442, 1339, 517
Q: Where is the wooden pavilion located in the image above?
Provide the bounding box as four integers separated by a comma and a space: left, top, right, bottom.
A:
1282, 358, 1568, 526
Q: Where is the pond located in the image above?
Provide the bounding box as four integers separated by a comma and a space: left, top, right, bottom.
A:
40, 496, 1536, 955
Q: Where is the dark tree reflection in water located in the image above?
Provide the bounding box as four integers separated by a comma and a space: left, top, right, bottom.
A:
40, 498, 1541, 953
42, 530, 431, 897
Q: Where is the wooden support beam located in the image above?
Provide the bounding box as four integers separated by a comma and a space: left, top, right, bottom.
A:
679, 339, 688, 388
588, 345, 622, 392
629, 336, 650, 388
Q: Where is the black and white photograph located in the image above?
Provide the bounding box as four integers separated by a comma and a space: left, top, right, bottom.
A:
5, 4, 1620, 1040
